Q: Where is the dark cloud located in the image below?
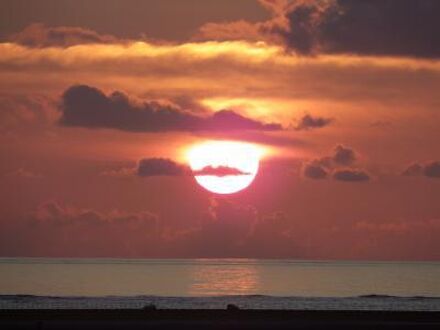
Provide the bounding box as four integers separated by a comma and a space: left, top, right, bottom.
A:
137, 158, 189, 177
302, 144, 366, 181
9, 23, 118, 47
294, 114, 333, 131
282, 1, 320, 54
111, 159, 259, 179
201, 0, 440, 58
333, 144, 357, 166
333, 169, 370, 182
401, 163, 423, 176
59, 85, 282, 132
275, 0, 440, 57
313, 156, 333, 169
137, 160, 252, 178
424, 161, 440, 178
193, 166, 249, 177
302, 163, 328, 179
315, 0, 440, 58
284, 0, 440, 58
402, 161, 440, 178
306, 144, 357, 174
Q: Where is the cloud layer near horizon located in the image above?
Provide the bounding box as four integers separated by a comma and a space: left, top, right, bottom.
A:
1, 198, 438, 260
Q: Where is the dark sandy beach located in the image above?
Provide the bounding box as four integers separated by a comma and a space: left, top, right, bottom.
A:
1, 309, 439, 329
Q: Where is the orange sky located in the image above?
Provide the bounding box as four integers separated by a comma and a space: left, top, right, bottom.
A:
0, 0, 439, 260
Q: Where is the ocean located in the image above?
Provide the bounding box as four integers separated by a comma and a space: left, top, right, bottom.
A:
0, 258, 439, 310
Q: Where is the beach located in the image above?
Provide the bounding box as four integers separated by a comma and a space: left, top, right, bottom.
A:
1, 309, 440, 329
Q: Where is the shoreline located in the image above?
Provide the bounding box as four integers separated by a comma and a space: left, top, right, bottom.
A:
1, 309, 439, 329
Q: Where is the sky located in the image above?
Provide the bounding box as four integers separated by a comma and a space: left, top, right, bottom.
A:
0, 0, 439, 260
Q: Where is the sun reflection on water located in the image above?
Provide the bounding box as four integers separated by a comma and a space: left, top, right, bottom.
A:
189, 260, 259, 296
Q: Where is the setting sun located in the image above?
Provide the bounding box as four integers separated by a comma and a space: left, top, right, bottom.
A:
1, 0, 440, 322
187, 141, 262, 194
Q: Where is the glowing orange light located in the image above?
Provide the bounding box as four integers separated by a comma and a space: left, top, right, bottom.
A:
187, 141, 262, 194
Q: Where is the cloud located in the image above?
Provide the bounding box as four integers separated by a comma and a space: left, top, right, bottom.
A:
0, 94, 56, 135
4, 198, 438, 259
402, 161, 440, 178
36, 198, 298, 258
302, 144, 368, 181
137, 160, 252, 178
369, 120, 393, 128
333, 169, 370, 182
195, 1, 287, 44
9, 23, 118, 47
312, 0, 440, 58
100, 167, 136, 178
306, 144, 357, 171
424, 161, 440, 178
348, 218, 440, 260
170, 198, 299, 258
294, 114, 333, 131
9, 199, 278, 258
193, 165, 249, 177
2, 39, 440, 112
196, 20, 264, 42
6, 168, 42, 179
289, 1, 440, 58
195, 130, 308, 148
332, 144, 357, 166
31, 201, 158, 227
302, 163, 328, 179
16, 200, 162, 257
401, 163, 423, 176
137, 158, 189, 177
197, 0, 440, 58
280, 1, 326, 54
355, 219, 440, 235
59, 85, 282, 133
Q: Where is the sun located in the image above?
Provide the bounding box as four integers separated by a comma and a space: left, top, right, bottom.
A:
187, 141, 262, 194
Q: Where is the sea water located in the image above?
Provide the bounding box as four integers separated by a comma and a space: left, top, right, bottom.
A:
0, 258, 439, 310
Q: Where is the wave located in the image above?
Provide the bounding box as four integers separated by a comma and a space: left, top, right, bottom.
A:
0, 294, 439, 301
357, 294, 439, 300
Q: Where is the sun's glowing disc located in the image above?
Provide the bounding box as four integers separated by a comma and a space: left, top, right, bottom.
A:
187, 141, 261, 194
